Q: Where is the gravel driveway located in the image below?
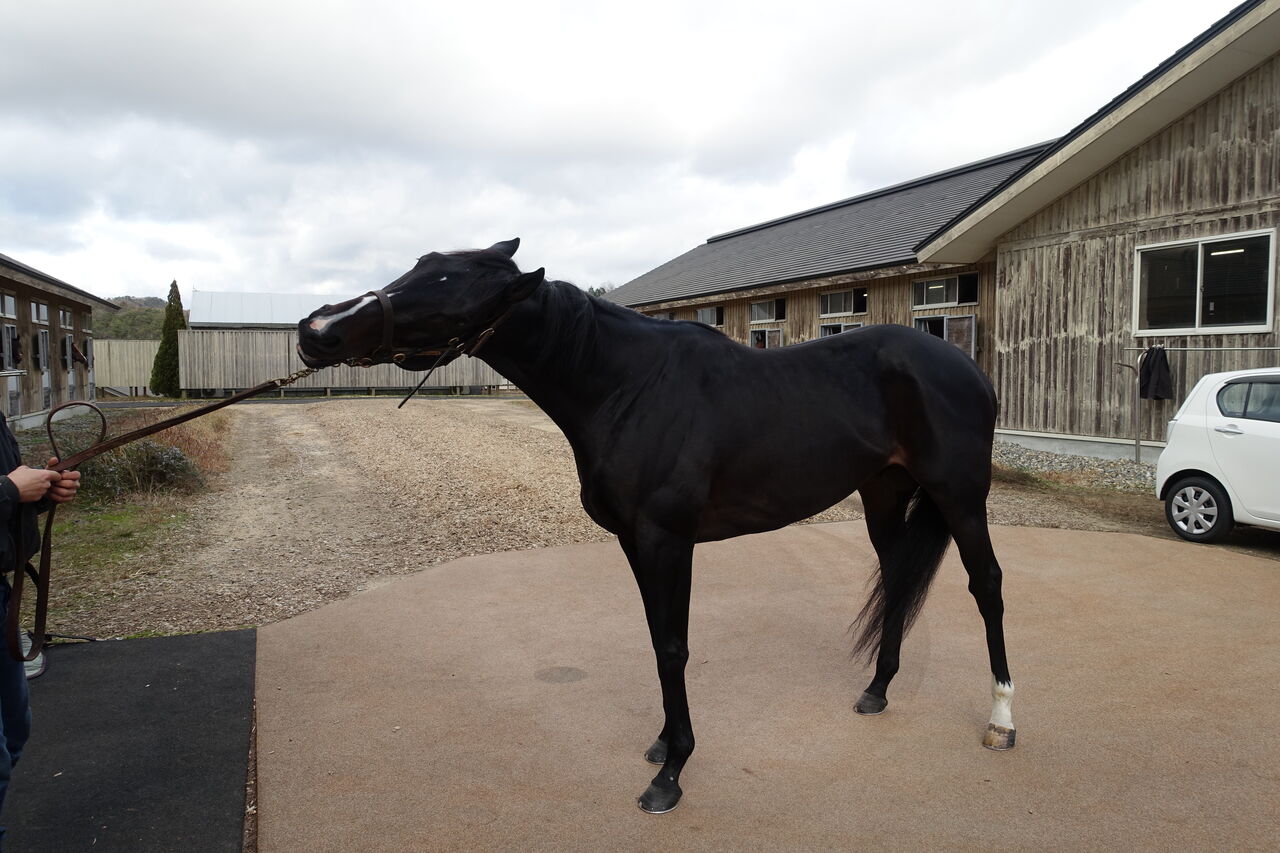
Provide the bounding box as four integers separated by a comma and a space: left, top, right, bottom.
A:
61, 397, 1277, 639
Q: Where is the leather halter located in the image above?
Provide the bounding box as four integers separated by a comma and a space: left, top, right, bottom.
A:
343, 287, 515, 369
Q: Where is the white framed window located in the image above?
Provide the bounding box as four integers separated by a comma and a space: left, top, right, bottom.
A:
912, 273, 978, 309
0, 293, 15, 319
31, 301, 49, 325
81, 312, 93, 334
1134, 229, 1275, 335
36, 328, 49, 370
915, 314, 976, 358
58, 308, 73, 328
820, 322, 862, 336
749, 328, 783, 348
750, 298, 786, 323
820, 288, 868, 317
696, 306, 724, 326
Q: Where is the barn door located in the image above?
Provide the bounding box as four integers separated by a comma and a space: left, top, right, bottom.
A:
63, 333, 77, 400
38, 328, 51, 409
1, 324, 16, 417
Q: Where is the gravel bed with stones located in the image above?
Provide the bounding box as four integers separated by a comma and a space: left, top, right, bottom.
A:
57, 398, 1180, 639
992, 441, 1156, 493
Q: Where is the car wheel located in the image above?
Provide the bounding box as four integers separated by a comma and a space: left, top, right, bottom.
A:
1165, 477, 1234, 543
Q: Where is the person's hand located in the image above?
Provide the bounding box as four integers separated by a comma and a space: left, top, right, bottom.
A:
46, 457, 81, 504
6, 466, 60, 502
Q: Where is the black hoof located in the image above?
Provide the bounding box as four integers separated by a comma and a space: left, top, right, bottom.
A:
637, 781, 682, 814
644, 738, 668, 765
855, 691, 888, 715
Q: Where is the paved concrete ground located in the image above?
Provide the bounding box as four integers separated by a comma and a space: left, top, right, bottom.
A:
256, 522, 1279, 852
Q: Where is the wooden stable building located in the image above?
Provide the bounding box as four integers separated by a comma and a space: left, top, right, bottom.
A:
609, 143, 1047, 374
0, 253, 116, 428
611, 0, 1280, 460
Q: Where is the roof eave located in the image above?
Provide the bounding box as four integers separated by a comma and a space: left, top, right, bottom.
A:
917, 0, 1280, 264
618, 257, 945, 309
0, 256, 121, 312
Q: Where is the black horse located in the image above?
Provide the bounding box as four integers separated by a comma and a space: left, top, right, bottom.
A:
297, 239, 1016, 814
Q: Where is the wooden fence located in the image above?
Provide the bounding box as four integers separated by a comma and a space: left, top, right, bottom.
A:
94, 339, 160, 390
176, 329, 509, 391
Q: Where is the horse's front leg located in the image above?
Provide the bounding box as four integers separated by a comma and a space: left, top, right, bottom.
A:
620, 528, 695, 814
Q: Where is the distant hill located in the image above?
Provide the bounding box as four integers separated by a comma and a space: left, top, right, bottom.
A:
110, 295, 166, 310
95, 296, 167, 339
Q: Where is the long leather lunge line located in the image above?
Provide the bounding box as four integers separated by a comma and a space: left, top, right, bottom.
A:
5, 367, 319, 662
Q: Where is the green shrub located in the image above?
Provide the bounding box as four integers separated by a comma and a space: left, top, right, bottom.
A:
77, 440, 203, 500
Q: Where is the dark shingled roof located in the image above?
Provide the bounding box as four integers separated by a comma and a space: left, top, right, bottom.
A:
609, 142, 1052, 308
0, 251, 119, 311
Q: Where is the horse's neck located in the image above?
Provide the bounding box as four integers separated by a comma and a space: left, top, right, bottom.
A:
478, 289, 627, 441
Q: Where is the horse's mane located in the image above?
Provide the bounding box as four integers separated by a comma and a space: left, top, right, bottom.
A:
530, 279, 716, 372
531, 279, 610, 372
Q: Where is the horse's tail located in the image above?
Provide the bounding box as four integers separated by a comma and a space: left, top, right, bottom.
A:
852, 488, 951, 662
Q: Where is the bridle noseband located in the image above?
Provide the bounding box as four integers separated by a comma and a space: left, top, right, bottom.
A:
343, 287, 521, 408
343, 287, 514, 369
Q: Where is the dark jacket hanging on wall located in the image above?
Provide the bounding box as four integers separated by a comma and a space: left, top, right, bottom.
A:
1139, 346, 1174, 400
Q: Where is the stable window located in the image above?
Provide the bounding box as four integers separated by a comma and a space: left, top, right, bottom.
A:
1217, 379, 1280, 424
915, 315, 976, 358
820, 288, 867, 317
58, 308, 73, 328
81, 312, 92, 334
31, 301, 48, 325
1136, 231, 1275, 334
820, 322, 862, 336
749, 328, 783, 348
749, 298, 786, 323
0, 294, 15, 319
695, 306, 724, 326
1, 325, 16, 371
913, 273, 978, 308
36, 328, 49, 370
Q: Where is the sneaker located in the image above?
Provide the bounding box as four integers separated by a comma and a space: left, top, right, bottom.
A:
21, 632, 46, 680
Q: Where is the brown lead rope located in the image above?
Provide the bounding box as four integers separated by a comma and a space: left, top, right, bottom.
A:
5, 366, 320, 662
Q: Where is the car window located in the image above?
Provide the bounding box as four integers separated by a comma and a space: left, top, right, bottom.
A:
1217, 383, 1248, 417
1245, 382, 1280, 423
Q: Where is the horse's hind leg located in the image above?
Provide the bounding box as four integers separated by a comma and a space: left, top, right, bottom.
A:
853, 468, 919, 715
619, 526, 696, 814
941, 504, 1016, 750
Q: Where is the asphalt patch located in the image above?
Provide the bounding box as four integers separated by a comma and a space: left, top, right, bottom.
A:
7, 630, 255, 853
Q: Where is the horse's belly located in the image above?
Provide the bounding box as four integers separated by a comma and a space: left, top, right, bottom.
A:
695, 473, 855, 543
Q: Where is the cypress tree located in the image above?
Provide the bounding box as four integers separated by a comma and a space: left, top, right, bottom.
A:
149, 280, 186, 396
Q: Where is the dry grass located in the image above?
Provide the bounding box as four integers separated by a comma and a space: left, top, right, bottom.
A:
100, 406, 233, 475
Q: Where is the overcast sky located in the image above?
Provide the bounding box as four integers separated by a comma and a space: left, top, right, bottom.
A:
0, 0, 1245, 303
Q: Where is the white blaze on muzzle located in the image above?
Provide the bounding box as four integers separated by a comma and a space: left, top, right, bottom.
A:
308, 294, 376, 333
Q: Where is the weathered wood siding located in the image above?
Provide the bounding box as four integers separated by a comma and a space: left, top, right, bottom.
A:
994, 52, 1280, 442
95, 339, 160, 388
637, 261, 999, 372
178, 329, 509, 390
0, 268, 99, 418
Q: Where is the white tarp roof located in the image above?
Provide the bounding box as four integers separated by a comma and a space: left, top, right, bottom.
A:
188, 290, 353, 328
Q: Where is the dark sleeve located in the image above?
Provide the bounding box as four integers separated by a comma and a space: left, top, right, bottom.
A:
0, 474, 17, 523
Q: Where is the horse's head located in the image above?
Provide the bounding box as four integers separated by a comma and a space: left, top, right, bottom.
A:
297, 239, 545, 370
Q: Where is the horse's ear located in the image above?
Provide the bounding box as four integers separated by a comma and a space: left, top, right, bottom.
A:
506, 267, 544, 303
488, 238, 520, 258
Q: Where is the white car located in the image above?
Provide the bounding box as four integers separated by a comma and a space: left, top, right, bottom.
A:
1156, 368, 1280, 542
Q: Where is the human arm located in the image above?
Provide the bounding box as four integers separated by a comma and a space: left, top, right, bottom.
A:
44, 457, 81, 504
1, 465, 60, 505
